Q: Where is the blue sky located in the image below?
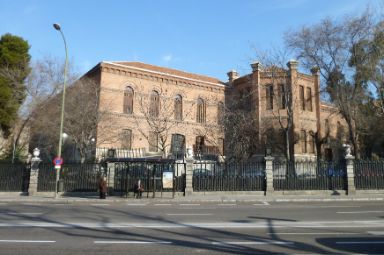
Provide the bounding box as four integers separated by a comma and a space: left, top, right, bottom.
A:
0, 0, 382, 81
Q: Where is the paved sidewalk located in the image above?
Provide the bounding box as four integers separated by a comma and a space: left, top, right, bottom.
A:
0, 192, 383, 204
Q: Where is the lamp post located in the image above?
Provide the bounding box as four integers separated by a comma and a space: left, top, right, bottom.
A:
53, 23, 68, 198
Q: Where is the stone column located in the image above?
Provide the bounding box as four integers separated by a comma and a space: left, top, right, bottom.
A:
264, 156, 274, 195
107, 162, 115, 195
345, 155, 356, 195
28, 149, 41, 196
185, 157, 194, 196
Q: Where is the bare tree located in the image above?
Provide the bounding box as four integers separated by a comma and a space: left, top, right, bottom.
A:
133, 85, 194, 158
0, 56, 77, 161
284, 9, 378, 158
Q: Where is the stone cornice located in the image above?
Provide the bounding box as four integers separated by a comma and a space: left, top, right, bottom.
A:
100, 61, 226, 93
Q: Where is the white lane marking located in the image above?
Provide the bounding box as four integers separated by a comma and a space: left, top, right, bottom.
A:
90, 204, 109, 206
179, 204, 200, 206
2, 220, 384, 229
212, 241, 294, 245
316, 206, 360, 208
270, 232, 357, 235
337, 211, 384, 214
154, 204, 171, 206
253, 202, 270, 206
0, 212, 43, 216
52, 203, 68, 206
22, 203, 41, 206
337, 241, 384, 244
126, 203, 148, 206
217, 204, 236, 206
94, 240, 172, 244
0, 240, 55, 243
166, 213, 212, 216
0, 203, 8, 205
368, 231, 384, 235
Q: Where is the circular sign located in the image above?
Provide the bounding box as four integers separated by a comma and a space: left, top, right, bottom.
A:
53, 157, 63, 166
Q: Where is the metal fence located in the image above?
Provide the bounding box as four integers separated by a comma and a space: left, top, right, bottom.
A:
37, 163, 105, 192
192, 161, 265, 191
354, 160, 384, 190
273, 160, 347, 191
112, 159, 184, 197
37, 163, 55, 192
0, 162, 29, 192
61, 163, 103, 192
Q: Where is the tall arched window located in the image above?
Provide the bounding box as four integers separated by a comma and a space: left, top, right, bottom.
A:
123, 86, 134, 114
149, 90, 159, 117
301, 130, 307, 153
174, 95, 183, 121
217, 101, 224, 125
196, 98, 206, 123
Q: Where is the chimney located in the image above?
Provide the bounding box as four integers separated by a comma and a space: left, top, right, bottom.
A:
227, 70, 239, 84
286, 59, 298, 71
251, 62, 261, 72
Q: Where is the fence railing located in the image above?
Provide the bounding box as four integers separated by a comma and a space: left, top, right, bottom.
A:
112, 160, 185, 197
2, 157, 384, 196
192, 161, 265, 191
273, 160, 347, 191
0, 162, 29, 192
354, 160, 384, 190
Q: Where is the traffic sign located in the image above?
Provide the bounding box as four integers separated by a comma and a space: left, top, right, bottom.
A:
53, 157, 63, 166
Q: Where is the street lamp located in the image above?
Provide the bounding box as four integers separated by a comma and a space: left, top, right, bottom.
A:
53, 23, 68, 198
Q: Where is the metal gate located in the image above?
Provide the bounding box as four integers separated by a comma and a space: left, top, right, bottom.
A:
110, 158, 186, 198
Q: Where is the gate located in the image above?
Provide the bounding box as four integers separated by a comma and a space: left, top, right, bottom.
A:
111, 158, 185, 198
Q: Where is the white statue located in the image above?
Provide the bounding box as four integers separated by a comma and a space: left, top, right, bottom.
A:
342, 144, 352, 157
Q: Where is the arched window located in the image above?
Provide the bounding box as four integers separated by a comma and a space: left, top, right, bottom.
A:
217, 101, 224, 125
196, 98, 206, 123
123, 86, 134, 114
301, 130, 307, 153
149, 90, 159, 117
174, 95, 183, 121
171, 134, 185, 159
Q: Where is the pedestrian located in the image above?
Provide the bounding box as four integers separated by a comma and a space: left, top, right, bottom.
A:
134, 179, 144, 199
99, 176, 107, 199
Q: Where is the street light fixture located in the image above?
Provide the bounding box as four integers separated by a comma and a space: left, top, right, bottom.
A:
53, 23, 68, 198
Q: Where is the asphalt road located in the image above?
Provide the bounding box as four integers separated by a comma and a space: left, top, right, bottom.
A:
0, 200, 383, 254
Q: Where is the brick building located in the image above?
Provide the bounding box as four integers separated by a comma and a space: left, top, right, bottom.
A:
80, 60, 346, 161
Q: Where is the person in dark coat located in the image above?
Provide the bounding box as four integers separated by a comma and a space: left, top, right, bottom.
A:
99, 176, 107, 199
133, 179, 144, 199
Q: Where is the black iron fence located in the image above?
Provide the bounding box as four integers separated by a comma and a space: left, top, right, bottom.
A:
112, 159, 184, 197
273, 160, 347, 191
354, 160, 384, 190
192, 161, 265, 191
37, 163, 104, 192
61, 163, 103, 192
37, 163, 55, 192
0, 162, 29, 192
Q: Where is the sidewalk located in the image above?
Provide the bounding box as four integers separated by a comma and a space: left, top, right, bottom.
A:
0, 192, 383, 204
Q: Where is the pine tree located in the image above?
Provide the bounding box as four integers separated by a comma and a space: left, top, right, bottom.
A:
0, 33, 31, 137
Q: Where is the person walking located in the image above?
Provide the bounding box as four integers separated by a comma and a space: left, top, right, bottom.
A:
99, 176, 107, 199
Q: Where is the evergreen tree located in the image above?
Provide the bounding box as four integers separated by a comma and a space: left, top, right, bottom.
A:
0, 33, 31, 137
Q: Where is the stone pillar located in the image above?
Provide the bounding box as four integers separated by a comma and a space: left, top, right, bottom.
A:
185, 157, 194, 196
227, 70, 239, 86
345, 155, 356, 195
28, 149, 41, 196
264, 156, 274, 195
107, 162, 115, 195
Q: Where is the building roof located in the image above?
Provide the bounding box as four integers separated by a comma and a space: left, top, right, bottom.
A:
109, 61, 225, 85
